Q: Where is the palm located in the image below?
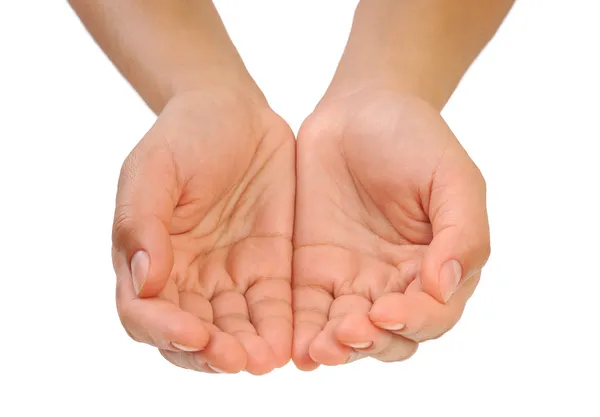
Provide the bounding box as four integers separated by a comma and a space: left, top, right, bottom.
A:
115, 94, 295, 374
293, 93, 482, 369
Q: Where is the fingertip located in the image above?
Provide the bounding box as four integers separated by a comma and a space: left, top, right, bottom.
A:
255, 318, 292, 369
238, 334, 278, 375
130, 250, 149, 296
292, 322, 322, 371
419, 256, 446, 304
116, 287, 210, 350
334, 314, 374, 347
276, 355, 292, 369
292, 357, 320, 372
221, 341, 248, 372
439, 259, 462, 303
200, 332, 247, 374
114, 217, 174, 298
369, 293, 408, 330
136, 246, 174, 298
371, 290, 465, 342
292, 344, 320, 372
308, 329, 352, 367
171, 342, 202, 352
271, 338, 292, 369
422, 203, 490, 303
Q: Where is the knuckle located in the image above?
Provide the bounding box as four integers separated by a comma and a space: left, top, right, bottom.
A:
470, 162, 487, 190
481, 239, 492, 262
117, 303, 134, 328
119, 316, 142, 344
471, 234, 491, 266
116, 302, 141, 343
112, 208, 136, 248
123, 327, 141, 344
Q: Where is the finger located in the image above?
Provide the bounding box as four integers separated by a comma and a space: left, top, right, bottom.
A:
115, 253, 210, 351
160, 349, 211, 373
292, 285, 332, 371
178, 292, 248, 372
369, 275, 479, 342
246, 277, 292, 369
178, 291, 214, 322
212, 290, 276, 375
194, 329, 247, 373
334, 312, 378, 350
309, 294, 371, 366
421, 156, 490, 304
308, 319, 354, 366
112, 131, 179, 298
335, 314, 418, 363
159, 328, 247, 374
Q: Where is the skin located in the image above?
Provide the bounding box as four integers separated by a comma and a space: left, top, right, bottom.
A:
292, 0, 513, 370
113, 92, 295, 375
70, 0, 514, 374
70, 0, 295, 374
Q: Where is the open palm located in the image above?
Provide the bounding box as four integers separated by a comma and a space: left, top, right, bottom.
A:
112, 92, 295, 375
293, 93, 490, 370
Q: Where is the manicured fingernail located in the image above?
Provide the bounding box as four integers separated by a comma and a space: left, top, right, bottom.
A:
131, 250, 149, 296
171, 342, 200, 352
207, 364, 225, 373
440, 259, 462, 303
346, 342, 372, 349
374, 322, 405, 331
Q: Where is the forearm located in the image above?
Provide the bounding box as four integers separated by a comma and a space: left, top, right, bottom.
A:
326, 0, 514, 109
69, 0, 264, 113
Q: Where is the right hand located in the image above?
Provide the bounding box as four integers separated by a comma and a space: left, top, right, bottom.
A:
112, 90, 295, 375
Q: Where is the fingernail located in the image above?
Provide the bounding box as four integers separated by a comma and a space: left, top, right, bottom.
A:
171, 342, 200, 352
131, 250, 149, 296
207, 364, 226, 374
346, 342, 372, 349
374, 322, 405, 331
440, 259, 462, 303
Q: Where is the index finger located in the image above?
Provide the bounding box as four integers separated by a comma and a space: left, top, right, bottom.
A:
114, 249, 210, 351
369, 274, 480, 342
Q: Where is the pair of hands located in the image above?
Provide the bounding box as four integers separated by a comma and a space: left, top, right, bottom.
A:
112, 87, 490, 375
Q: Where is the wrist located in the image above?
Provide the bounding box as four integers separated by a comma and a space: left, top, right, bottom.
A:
321, 0, 462, 111
168, 67, 268, 110
324, 45, 450, 112
161, 76, 274, 131
320, 70, 438, 114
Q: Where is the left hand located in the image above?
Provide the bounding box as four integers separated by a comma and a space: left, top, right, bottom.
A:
292, 91, 490, 370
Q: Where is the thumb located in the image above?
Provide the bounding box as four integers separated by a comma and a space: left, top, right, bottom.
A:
112, 140, 178, 298
420, 161, 491, 304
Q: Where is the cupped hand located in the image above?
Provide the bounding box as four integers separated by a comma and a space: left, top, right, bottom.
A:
292, 91, 490, 370
112, 90, 295, 375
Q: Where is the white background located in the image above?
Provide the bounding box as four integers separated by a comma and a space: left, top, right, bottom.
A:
1, 1, 599, 416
